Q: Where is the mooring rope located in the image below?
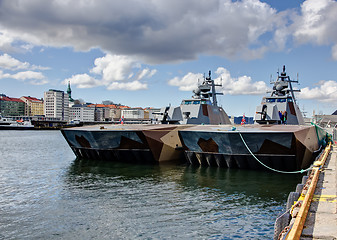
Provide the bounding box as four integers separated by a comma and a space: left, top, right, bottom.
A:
237, 130, 311, 174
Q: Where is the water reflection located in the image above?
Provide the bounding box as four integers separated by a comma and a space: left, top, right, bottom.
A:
66, 157, 302, 204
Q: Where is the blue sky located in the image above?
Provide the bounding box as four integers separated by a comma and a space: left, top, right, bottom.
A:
0, 0, 336, 117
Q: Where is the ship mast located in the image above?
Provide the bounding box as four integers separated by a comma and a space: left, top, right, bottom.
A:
205, 71, 223, 107
273, 65, 300, 104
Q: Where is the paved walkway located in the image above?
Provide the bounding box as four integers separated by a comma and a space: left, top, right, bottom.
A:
301, 144, 337, 239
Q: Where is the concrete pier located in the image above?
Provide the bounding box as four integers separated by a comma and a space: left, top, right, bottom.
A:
301, 144, 337, 239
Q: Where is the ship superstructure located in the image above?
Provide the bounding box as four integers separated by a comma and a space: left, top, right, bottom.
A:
156, 71, 231, 125
255, 66, 304, 125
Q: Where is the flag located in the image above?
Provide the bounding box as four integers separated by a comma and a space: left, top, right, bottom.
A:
120, 116, 124, 124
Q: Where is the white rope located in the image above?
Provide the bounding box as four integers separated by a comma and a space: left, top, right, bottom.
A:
237, 130, 311, 174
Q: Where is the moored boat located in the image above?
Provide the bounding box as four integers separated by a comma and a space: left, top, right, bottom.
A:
179, 66, 329, 171
61, 71, 230, 163
61, 67, 330, 171
0, 116, 34, 130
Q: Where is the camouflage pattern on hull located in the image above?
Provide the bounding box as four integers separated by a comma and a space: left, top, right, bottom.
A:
61, 123, 327, 171
179, 124, 322, 171
61, 124, 190, 164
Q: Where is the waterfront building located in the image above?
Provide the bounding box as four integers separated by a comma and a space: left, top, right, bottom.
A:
44, 89, 69, 121
109, 107, 122, 121
87, 104, 110, 121
121, 107, 145, 119
0, 94, 25, 116
144, 107, 161, 120
86, 104, 125, 121
20, 96, 44, 116
69, 104, 95, 122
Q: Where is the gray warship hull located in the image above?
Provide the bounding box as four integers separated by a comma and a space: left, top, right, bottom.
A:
179, 124, 324, 171
61, 124, 189, 164
61, 123, 327, 171
61, 66, 329, 171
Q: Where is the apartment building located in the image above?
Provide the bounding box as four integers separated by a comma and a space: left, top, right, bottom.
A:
0, 94, 25, 116
44, 89, 69, 121
69, 104, 95, 122
20, 96, 44, 116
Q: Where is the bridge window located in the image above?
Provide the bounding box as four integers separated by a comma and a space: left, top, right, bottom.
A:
277, 99, 286, 102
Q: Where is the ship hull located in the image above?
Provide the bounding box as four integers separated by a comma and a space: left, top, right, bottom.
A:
179, 124, 323, 171
61, 124, 326, 171
61, 124, 189, 164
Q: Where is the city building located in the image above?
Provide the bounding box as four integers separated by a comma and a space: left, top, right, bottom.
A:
69, 104, 95, 122
20, 96, 44, 116
0, 94, 25, 116
144, 107, 161, 120
44, 89, 69, 121
87, 104, 125, 121
121, 107, 145, 119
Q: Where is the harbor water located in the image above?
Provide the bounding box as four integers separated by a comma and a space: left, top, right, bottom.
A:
0, 130, 303, 239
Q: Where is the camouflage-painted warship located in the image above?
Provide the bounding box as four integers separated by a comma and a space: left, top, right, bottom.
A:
179, 66, 328, 171
61, 66, 328, 171
61, 71, 230, 163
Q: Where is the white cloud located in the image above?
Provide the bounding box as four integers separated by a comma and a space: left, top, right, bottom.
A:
0, 0, 287, 63
136, 68, 157, 80
292, 0, 337, 58
91, 54, 135, 82
107, 81, 147, 91
0, 31, 16, 52
298, 80, 337, 102
66, 54, 154, 90
10, 71, 45, 80
216, 67, 268, 95
64, 74, 102, 89
0, 69, 48, 85
168, 72, 203, 91
2, 0, 337, 62
0, 54, 29, 70
0, 53, 49, 70
168, 67, 268, 95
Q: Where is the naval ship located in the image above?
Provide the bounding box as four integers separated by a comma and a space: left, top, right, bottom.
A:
61, 71, 230, 163
61, 66, 328, 171
178, 66, 328, 171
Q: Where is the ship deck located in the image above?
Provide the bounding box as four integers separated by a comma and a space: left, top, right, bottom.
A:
64, 123, 313, 133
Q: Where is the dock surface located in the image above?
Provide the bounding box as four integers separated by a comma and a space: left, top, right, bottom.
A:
301, 144, 337, 239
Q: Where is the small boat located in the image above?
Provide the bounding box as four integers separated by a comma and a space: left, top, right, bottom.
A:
0, 116, 34, 130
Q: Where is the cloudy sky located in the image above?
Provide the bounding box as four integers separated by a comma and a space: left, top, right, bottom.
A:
0, 0, 336, 116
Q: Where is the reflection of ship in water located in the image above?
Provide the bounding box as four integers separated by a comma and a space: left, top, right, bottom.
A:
61, 67, 329, 172
66, 157, 301, 201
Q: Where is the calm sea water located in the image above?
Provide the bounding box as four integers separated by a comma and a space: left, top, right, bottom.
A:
0, 130, 302, 239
